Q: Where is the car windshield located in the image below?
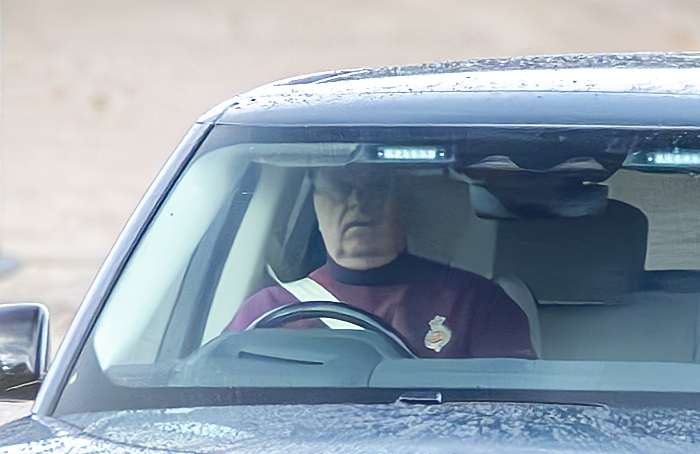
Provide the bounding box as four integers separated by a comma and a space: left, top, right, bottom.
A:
54, 124, 700, 415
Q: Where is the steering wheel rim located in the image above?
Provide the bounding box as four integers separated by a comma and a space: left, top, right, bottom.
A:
246, 301, 416, 358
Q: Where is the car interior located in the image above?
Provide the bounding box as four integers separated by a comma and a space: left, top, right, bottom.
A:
202, 159, 700, 364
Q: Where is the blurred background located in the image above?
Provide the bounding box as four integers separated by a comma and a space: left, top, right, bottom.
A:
1, 0, 699, 423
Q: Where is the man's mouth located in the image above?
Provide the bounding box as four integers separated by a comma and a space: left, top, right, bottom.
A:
343, 220, 375, 231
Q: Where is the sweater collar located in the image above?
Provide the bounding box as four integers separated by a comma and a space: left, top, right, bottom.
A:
327, 252, 431, 286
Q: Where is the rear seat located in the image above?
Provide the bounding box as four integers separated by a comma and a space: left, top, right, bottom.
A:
539, 291, 700, 362
494, 200, 700, 362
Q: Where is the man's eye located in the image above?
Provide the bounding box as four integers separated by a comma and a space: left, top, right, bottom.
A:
323, 182, 352, 196
316, 184, 348, 198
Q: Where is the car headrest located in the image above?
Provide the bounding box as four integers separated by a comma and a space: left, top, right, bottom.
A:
493, 200, 648, 304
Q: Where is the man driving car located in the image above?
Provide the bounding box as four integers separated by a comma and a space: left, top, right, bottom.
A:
225, 165, 536, 359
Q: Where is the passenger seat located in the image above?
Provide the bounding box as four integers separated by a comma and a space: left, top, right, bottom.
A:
494, 274, 542, 358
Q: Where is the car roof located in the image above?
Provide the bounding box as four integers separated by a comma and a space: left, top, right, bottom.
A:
199, 52, 700, 129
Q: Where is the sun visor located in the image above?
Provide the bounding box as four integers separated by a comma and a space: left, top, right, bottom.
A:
248, 143, 359, 167
459, 156, 612, 219
249, 143, 455, 168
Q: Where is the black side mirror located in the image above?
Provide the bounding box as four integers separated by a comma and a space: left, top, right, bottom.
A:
0, 303, 49, 401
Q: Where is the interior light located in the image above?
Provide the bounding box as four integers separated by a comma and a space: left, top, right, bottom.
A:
623, 148, 700, 172
647, 152, 700, 165
376, 146, 447, 161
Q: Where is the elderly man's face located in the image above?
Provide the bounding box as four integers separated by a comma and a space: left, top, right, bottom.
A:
313, 166, 406, 270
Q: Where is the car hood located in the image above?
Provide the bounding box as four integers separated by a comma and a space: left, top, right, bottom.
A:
1, 402, 699, 453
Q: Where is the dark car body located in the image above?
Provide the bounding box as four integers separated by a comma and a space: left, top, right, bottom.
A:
3, 52, 700, 453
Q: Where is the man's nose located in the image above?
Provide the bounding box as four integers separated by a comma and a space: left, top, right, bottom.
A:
347, 187, 371, 207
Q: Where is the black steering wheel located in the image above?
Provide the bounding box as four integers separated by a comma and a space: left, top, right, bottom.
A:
246, 301, 416, 358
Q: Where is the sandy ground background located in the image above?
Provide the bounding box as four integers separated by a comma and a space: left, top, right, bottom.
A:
1, 0, 700, 426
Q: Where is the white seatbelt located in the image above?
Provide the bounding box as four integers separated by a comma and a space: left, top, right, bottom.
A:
266, 265, 362, 330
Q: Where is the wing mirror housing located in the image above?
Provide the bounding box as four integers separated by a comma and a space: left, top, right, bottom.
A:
0, 303, 49, 401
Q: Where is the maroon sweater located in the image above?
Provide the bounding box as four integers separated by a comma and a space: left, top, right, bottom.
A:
225, 254, 535, 359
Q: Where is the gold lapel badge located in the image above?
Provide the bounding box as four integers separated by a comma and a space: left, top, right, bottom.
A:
424, 315, 452, 352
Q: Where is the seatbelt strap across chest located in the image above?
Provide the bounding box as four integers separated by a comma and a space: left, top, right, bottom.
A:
266, 265, 361, 330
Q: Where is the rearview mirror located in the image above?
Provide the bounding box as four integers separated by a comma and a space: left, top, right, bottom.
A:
461, 156, 611, 219
0, 303, 49, 401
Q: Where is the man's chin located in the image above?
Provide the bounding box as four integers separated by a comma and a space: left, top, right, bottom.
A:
336, 245, 400, 270
341, 240, 383, 258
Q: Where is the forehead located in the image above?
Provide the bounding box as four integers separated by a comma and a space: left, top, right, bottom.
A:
313, 166, 394, 185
